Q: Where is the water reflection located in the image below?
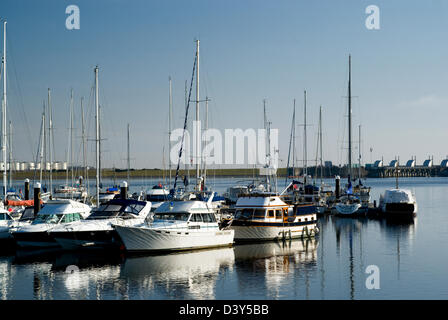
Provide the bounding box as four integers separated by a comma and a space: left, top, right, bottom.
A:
233, 239, 318, 299
121, 248, 235, 299
330, 215, 416, 299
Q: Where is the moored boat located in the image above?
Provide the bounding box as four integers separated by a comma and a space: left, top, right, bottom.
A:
11, 199, 91, 248
113, 197, 234, 253
379, 189, 417, 217
229, 193, 318, 242
50, 198, 152, 250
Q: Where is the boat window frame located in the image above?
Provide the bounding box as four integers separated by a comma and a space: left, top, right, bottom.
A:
275, 209, 283, 219
253, 209, 266, 219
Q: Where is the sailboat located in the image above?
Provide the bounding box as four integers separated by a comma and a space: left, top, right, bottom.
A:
353, 125, 371, 209
335, 55, 362, 216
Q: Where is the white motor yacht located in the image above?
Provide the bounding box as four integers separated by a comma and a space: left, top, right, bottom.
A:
0, 208, 15, 240
113, 196, 234, 253
11, 199, 91, 248
50, 198, 152, 250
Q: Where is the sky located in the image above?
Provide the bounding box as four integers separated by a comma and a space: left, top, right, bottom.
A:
0, 0, 448, 169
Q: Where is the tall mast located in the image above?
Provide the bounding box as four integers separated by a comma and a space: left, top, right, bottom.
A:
358, 124, 362, 181
285, 99, 295, 186
127, 123, 130, 183
2, 21, 6, 197
48, 88, 53, 197
39, 108, 45, 184
203, 96, 209, 187
195, 39, 200, 189
319, 106, 323, 184
168, 76, 172, 188
70, 89, 74, 189
81, 97, 87, 194
348, 54, 352, 179
303, 90, 307, 184
8, 121, 11, 188
292, 99, 296, 178
95, 66, 100, 206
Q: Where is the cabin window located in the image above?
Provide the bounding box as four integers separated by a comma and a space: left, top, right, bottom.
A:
275, 210, 282, 219
0, 213, 11, 221
62, 214, 74, 223
154, 212, 189, 221
253, 209, 266, 219
235, 209, 254, 219
124, 204, 145, 214
190, 214, 203, 222
268, 210, 275, 218
201, 213, 214, 223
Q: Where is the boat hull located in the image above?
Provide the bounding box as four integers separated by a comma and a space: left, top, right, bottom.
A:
230, 220, 318, 242
382, 203, 417, 217
114, 225, 235, 252
12, 231, 60, 248
51, 230, 121, 250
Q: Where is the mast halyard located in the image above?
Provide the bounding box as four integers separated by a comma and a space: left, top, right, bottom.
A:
8, 121, 11, 189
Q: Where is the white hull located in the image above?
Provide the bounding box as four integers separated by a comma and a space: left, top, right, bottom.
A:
114, 225, 234, 252
231, 224, 318, 241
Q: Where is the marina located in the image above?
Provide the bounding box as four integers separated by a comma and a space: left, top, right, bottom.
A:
0, 0, 447, 306
0, 176, 446, 300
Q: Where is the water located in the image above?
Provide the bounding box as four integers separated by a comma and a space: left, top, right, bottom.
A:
1, 176, 447, 300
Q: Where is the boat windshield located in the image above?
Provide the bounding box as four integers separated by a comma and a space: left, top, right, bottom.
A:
87, 203, 145, 220
154, 212, 190, 222
32, 214, 63, 225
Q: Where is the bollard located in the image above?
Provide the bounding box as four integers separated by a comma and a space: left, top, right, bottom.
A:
335, 175, 340, 200
120, 181, 128, 200
24, 179, 30, 200
34, 183, 41, 214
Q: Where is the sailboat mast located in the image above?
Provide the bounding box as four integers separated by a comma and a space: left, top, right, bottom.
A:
348, 54, 352, 179
2, 21, 6, 197
195, 39, 200, 189
304, 90, 307, 184
39, 109, 45, 184
81, 97, 87, 194
203, 96, 209, 187
127, 123, 130, 183
95, 66, 100, 206
319, 106, 323, 184
8, 121, 11, 188
293, 99, 296, 178
70, 89, 74, 189
168, 76, 172, 188
358, 124, 361, 181
48, 88, 53, 197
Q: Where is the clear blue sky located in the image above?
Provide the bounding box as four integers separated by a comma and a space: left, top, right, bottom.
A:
1, 0, 448, 169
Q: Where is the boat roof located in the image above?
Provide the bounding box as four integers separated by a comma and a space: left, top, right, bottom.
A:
235, 194, 288, 208
104, 198, 148, 207
384, 189, 414, 202
37, 199, 91, 215
155, 200, 213, 214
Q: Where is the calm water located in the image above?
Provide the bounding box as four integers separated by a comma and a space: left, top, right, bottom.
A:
1, 176, 448, 300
